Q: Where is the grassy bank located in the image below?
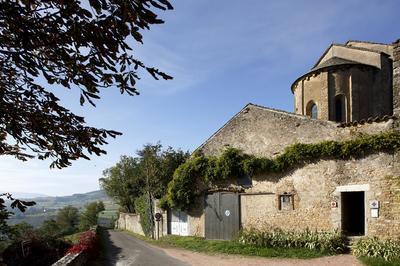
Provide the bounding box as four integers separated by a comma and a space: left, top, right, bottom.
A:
359, 256, 400, 266
123, 231, 331, 259
64, 231, 84, 244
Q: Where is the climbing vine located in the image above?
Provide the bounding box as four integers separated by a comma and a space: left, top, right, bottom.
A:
134, 195, 153, 237
160, 131, 400, 211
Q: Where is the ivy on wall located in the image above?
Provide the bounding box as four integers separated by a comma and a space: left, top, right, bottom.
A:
160, 131, 400, 211
134, 195, 153, 237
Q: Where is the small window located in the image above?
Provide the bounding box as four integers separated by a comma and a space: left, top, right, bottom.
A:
281, 195, 291, 203
335, 95, 346, 122
278, 193, 294, 211
306, 101, 318, 119
311, 104, 318, 119
237, 175, 253, 187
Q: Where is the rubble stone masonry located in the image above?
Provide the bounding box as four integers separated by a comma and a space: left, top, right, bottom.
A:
394, 40, 400, 116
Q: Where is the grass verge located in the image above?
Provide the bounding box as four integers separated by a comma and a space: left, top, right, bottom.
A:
63, 231, 84, 244
359, 256, 400, 266
123, 230, 332, 259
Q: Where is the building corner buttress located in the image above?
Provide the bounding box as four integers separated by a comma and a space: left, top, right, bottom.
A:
392, 39, 400, 117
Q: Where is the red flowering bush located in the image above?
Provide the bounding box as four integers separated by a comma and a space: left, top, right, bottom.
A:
67, 230, 98, 255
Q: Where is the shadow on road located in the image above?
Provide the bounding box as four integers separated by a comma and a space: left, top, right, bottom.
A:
89, 228, 122, 266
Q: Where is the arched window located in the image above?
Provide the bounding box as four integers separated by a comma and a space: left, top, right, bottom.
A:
306, 101, 318, 119
335, 95, 346, 122
311, 104, 318, 119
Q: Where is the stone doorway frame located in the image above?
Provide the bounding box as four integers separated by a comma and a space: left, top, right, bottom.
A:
334, 184, 369, 236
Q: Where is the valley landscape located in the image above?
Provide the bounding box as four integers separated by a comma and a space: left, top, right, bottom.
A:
5, 190, 119, 227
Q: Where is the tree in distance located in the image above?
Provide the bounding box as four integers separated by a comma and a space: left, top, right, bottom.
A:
56, 205, 79, 235
79, 201, 105, 231
39, 219, 62, 238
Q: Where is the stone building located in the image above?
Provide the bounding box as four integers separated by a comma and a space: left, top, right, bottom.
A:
167, 40, 400, 240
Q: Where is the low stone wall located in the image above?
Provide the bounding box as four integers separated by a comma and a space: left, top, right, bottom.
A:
52, 253, 86, 266
52, 227, 98, 266
116, 213, 145, 236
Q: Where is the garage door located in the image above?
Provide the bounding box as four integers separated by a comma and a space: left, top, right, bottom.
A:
205, 192, 239, 240
170, 210, 188, 236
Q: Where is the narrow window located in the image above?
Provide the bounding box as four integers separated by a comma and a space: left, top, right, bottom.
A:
335, 95, 346, 122
306, 101, 318, 119
311, 104, 318, 119
278, 193, 294, 211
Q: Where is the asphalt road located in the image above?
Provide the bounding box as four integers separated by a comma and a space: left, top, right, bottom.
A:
100, 230, 188, 266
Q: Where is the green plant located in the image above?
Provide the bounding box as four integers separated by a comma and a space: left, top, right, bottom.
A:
134, 195, 153, 237
161, 131, 400, 211
56, 205, 80, 235
79, 201, 105, 231
353, 237, 400, 261
236, 228, 347, 254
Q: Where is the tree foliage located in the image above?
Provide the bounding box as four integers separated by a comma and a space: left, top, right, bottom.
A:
8, 222, 35, 241
100, 144, 189, 213
79, 201, 105, 231
0, 0, 173, 168
0, 193, 35, 236
39, 219, 62, 237
56, 205, 79, 235
100, 156, 144, 213
161, 131, 400, 211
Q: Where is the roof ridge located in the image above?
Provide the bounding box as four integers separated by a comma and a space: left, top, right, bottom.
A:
345, 40, 391, 46
337, 43, 388, 55
312, 43, 384, 69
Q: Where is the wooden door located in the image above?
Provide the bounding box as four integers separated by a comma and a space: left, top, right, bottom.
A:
205, 192, 239, 240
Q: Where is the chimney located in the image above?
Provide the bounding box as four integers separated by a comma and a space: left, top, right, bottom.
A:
393, 39, 400, 116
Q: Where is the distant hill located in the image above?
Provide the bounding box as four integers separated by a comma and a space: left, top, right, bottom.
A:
32, 190, 112, 206
1, 192, 49, 199
7, 190, 118, 227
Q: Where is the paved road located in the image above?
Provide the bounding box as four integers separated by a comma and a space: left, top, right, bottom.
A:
96, 230, 362, 266
100, 230, 188, 266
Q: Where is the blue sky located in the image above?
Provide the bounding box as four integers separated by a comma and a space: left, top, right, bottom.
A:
1, 0, 399, 196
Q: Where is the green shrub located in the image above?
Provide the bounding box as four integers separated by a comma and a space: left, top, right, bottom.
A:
134, 195, 153, 237
236, 228, 347, 254
353, 237, 400, 261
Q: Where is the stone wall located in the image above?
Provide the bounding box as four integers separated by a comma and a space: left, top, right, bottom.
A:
52, 253, 86, 266
195, 103, 400, 238
116, 200, 168, 239
187, 196, 205, 236
116, 213, 145, 236
200, 104, 342, 158
393, 40, 400, 116
199, 103, 393, 158
52, 227, 99, 266
241, 153, 400, 238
